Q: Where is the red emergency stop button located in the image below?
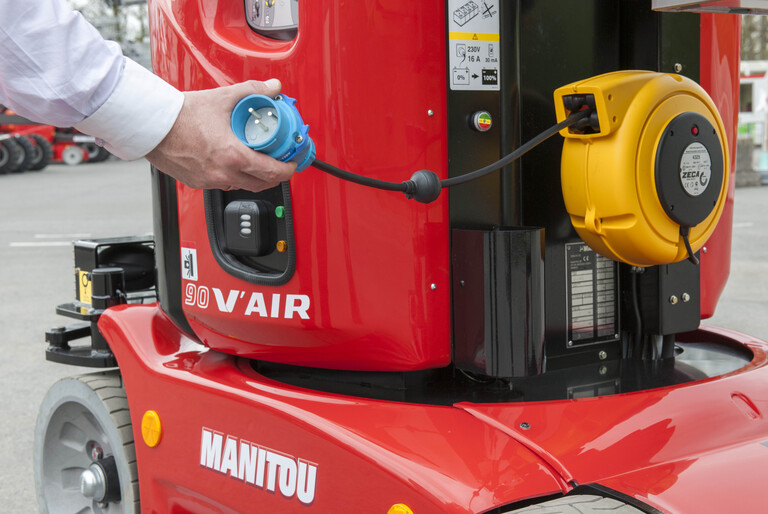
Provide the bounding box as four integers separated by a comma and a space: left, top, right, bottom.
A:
471, 111, 492, 132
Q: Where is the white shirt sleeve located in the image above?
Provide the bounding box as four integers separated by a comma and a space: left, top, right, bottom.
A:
0, 0, 184, 160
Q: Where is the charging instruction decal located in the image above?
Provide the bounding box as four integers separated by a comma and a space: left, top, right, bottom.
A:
448, 0, 500, 91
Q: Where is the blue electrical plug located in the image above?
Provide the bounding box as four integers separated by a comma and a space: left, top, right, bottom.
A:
231, 94, 315, 172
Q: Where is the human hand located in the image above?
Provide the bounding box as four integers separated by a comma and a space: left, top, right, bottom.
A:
145, 79, 297, 192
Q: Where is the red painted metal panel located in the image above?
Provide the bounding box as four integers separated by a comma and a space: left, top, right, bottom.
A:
600, 442, 768, 513
699, 13, 741, 318
101, 306, 768, 512
456, 325, 768, 511
149, 0, 451, 371
99, 305, 564, 513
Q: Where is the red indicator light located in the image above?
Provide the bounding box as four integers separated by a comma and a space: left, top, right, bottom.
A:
691, 125, 699, 136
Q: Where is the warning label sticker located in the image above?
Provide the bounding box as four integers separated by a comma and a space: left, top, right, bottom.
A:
181, 243, 198, 282
448, 0, 500, 91
77, 269, 92, 305
679, 142, 711, 197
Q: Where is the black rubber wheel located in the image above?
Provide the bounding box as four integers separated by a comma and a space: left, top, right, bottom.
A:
28, 134, 53, 171
0, 138, 22, 173
34, 371, 140, 513
13, 135, 35, 172
507, 494, 644, 513
82, 143, 112, 163
95, 146, 112, 162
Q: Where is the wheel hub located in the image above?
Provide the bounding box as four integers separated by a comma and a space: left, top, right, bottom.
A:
80, 464, 107, 501
79, 455, 121, 504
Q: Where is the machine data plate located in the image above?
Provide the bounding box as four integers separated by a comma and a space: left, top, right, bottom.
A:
565, 242, 619, 347
447, 0, 500, 91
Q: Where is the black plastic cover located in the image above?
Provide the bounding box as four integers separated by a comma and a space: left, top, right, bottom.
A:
638, 259, 701, 335
223, 200, 276, 257
452, 228, 545, 378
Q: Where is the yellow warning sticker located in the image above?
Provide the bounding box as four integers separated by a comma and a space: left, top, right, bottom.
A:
448, 32, 500, 42
77, 269, 92, 305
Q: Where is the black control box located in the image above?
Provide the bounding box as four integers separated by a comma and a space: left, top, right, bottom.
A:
222, 200, 276, 257
638, 258, 701, 335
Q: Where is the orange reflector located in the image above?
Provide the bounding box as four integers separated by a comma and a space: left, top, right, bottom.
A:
141, 410, 162, 447
276, 240, 288, 253
388, 504, 414, 514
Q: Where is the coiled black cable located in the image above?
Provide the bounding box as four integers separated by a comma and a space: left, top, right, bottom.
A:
311, 109, 592, 202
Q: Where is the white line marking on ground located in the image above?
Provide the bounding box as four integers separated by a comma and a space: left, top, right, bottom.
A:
9, 242, 72, 247
33, 233, 91, 239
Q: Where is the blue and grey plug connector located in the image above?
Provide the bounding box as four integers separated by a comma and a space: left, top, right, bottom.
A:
231, 94, 315, 172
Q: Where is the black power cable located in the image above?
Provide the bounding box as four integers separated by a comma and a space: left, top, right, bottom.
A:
679, 226, 699, 265
310, 160, 407, 192
629, 267, 644, 359
440, 109, 591, 188
311, 109, 592, 203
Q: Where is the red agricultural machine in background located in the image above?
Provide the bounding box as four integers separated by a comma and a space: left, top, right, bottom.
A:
0, 106, 111, 172
51, 128, 113, 166
33, 1, 768, 513
0, 106, 54, 173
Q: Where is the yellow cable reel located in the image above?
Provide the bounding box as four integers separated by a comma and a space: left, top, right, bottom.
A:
554, 71, 729, 267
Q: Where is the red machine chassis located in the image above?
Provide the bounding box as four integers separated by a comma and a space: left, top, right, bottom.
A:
81, 2, 764, 512
102, 305, 768, 513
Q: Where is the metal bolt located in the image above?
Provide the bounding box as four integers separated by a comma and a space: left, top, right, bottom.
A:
669, 295, 679, 305
567, 340, 573, 347
427, 109, 434, 116
295, 135, 303, 143
520, 422, 531, 430
599, 365, 608, 375
459, 280, 465, 287
702, 246, 708, 254
430, 283, 437, 290
91, 445, 103, 460
598, 351, 607, 360
682, 293, 691, 303
674, 63, 683, 73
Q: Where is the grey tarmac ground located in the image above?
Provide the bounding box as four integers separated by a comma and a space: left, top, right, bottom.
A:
0, 159, 152, 511
0, 159, 766, 511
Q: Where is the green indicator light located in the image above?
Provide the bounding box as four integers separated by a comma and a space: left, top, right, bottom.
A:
275, 206, 285, 218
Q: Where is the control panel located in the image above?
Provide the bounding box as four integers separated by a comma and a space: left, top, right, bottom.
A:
205, 184, 295, 285
244, 0, 299, 41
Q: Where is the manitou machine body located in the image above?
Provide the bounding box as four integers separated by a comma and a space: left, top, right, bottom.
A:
34, 1, 768, 513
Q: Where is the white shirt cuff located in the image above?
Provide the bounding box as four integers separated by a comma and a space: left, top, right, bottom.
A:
74, 57, 184, 161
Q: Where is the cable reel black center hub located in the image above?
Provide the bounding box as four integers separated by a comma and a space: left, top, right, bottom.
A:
655, 112, 724, 229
